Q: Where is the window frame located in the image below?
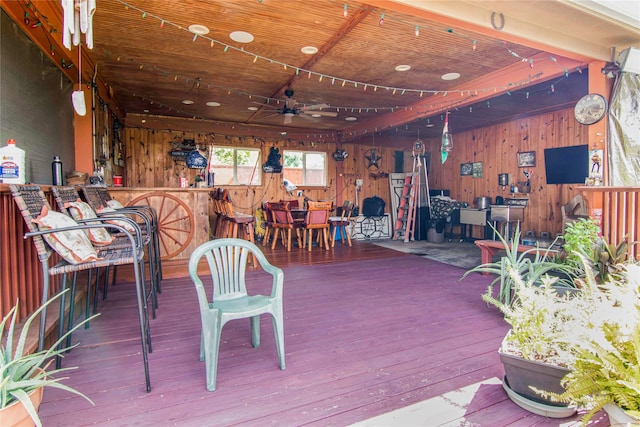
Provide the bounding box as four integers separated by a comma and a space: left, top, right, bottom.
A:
209, 146, 262, 186
282, 150, 327, 187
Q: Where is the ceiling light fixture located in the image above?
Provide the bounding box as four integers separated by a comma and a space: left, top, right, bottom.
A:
395, 64, 411, 72
311, 114, 322, 118
247, 106, 258, 111
441, 72, 461, 81
301, 46, 318, 55
345, 117, 357, 121
206, 101, 221, 107
230, 31, 254, 43
188, 24, 209, 35
182, 100, 194, 105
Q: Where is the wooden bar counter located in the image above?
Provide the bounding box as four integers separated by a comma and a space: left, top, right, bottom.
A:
108, 187, 214, 261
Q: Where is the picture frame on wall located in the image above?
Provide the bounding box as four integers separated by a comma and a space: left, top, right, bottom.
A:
517, 151, 536, 168
460, 162, 473, 176
472, 162, 483, 178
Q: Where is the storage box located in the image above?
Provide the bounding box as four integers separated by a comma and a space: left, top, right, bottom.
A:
490, 205, 525, 222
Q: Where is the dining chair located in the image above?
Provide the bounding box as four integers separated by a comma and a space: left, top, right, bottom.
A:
261, 202, 275, 247
270, 202, 302, 251
9, 184, 153, 392
188, 238, 285, 391
302, 201, 332, 251
329, 200, 354, 247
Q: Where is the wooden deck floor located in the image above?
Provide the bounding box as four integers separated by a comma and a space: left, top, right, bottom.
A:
38, 240, 608, 426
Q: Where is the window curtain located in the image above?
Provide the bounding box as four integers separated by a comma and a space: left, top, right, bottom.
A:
608, 72, 640, 185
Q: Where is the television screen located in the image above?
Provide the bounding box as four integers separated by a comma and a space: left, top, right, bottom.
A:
544, 145, 589, 184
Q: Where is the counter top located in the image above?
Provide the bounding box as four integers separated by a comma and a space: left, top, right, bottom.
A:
108, 187, 214, 192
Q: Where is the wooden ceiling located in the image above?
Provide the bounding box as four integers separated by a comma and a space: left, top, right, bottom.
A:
6, 0, 638, 143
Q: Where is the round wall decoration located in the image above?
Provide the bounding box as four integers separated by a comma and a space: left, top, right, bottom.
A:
574, 93, 607, 125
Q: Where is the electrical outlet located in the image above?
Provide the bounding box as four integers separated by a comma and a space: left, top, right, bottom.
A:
355, 179, 363, 187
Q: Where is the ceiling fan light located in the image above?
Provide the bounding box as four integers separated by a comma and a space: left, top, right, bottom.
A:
395, 64, 411, 72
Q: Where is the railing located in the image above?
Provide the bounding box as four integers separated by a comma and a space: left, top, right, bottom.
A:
0, 185, 61, 321
579, 186, 640, 260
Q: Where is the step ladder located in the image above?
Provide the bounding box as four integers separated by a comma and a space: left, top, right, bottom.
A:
393, 173, 419, 241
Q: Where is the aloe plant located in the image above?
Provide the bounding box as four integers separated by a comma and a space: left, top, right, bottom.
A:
461, 223, 576, 306
1, 290, 97, 427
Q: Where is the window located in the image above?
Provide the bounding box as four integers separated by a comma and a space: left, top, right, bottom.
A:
283, 150, 327, 186
210, 147, 261, 185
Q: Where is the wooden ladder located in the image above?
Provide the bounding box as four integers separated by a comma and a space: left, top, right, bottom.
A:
393, 173, 419, 241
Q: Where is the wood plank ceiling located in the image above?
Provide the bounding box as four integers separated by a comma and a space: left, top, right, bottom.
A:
10, 0, 635, 142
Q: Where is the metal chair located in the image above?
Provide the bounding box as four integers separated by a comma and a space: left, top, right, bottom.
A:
80, 185, 163, 293
10, 184, 153, 392
51, 186, 159, 315
188, 238, 285, 391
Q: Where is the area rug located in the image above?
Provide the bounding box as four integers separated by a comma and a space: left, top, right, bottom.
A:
371, 239, 483, 270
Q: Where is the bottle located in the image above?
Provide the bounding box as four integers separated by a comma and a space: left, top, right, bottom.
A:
0, 139, 26, 184
52, 156, 63, 185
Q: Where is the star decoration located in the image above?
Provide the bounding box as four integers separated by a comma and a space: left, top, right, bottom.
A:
365, 149, 382, 169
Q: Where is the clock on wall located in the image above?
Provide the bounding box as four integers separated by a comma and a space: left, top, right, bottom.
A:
574, 93, 607, 125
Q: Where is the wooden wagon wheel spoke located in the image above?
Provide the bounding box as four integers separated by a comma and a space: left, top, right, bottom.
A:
128, 192, 195, 259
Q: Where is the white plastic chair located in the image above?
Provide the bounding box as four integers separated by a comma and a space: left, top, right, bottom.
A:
188, 238, 285, 391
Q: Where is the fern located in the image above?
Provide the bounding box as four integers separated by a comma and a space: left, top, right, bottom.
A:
534, 262, 640, 424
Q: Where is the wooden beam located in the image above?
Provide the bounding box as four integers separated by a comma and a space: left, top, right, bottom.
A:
246, 7, 373, 123
338, 53, 585, 142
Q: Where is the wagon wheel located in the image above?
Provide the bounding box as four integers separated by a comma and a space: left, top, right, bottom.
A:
128, 192, 195, 259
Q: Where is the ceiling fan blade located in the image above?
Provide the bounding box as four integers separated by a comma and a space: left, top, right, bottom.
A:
299, 103, 330, 111
252, 101, 279, 110
297, 113, 317, 121
303, 110, 338, 117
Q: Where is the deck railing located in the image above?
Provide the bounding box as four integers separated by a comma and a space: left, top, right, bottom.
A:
0, 185, 61, 321
579, 186, 640, 260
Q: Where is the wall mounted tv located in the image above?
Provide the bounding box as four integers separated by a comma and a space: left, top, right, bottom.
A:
544, 144, 589, 184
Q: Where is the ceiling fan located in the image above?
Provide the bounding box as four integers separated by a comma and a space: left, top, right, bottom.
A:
260, 89, 338, 124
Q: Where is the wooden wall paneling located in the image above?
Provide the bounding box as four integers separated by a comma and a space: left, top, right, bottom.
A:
121, 107, 587, 237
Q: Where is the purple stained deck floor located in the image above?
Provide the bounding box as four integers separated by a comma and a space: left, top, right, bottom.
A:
37, 241, 608, 426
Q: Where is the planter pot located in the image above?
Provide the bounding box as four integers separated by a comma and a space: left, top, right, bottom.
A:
0, 386, 44, 427
604, 403, 640, 426
500, 350, 571, 405
499, 335, 576, 418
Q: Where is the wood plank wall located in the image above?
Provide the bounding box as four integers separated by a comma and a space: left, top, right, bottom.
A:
426, 108, 589, 238
124, 107, 588, 238
124, 128, 397, 216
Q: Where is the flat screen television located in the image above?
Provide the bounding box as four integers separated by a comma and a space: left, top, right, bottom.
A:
544, 144, 589, 184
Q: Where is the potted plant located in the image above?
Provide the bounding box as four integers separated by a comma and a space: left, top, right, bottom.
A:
533, 260, 640, 424
482, 270, 585, 417
1, 291, 96, 427
461, 224, 577, 306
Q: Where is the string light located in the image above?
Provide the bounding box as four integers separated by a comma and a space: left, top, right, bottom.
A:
415, 25, 419, 37
379, 13, 385, 26
343, 3, 348, 18
472, 40, 477, 50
